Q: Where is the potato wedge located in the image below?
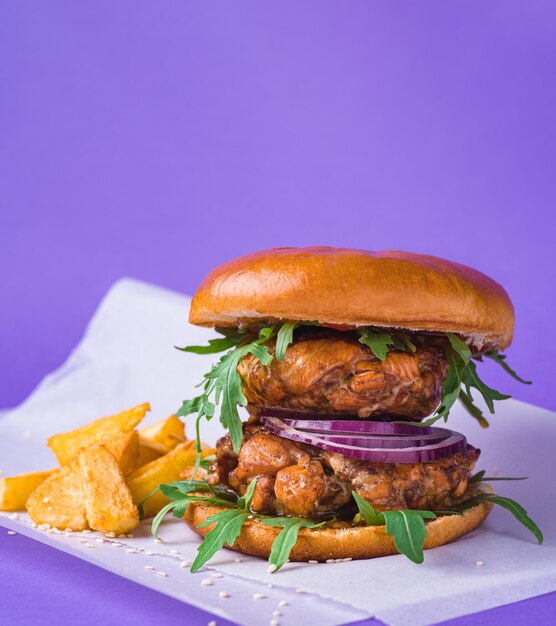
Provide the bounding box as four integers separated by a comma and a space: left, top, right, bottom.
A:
0, 470, 55, 512
127, 440, 203, 518
48, 403, 149, 465
105, 430, 139, 475
77, 445, 139, 534
136, 436, 166, 468
139, 415, 185, 452
26, 465, 88, 531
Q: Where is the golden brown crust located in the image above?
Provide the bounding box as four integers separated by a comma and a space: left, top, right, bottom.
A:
183, 485, 493, 562
189, 247, 514, 350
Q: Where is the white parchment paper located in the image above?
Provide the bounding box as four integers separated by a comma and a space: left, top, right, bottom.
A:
1, 279, 555, 626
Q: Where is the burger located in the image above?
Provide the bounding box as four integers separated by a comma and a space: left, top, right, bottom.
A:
156, 247, 541, 571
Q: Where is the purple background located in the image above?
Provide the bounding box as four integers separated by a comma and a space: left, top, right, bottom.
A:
1, 2, 555, 625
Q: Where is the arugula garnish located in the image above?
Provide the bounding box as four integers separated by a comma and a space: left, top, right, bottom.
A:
261, 517, 326, 571
353, 482, 543, 562
358, 329, 396, 361
352, 491, 436, 563
275, 322, 298, 361
176, 327, 275, 453
177, 322, 531, 450
468, 470, 528, 484
176, 327, 247, 354
451, 492, 543, 544
145, 478, 328, 572
482, 351, 532, 385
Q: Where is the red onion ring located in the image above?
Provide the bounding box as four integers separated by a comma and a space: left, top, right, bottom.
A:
261, 416, 467, 463
273, 417, 433, 436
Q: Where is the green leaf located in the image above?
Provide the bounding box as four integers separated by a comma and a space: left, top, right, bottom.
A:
258, 326, 276, 342
176, 394, 215, 420
483, 351, 532, 385
352, 491, 384, 525
200, 454, 216, 471
175, 337, 240, 354
420, 347, 466, 426
469, 470, 528, 484
458, 388, 490, 428
462, 360, 510, 414
382, 510, 436, 564
191, 509, 248, 572
447, 333, 472, 364
151, 500, 178, 538
453, 493, 543, 544
261, 517, 324, 571
399, 333, 417, 352
237, 478, 258, 512
358, 329, 395, 361
275, 322, 298, 361
206, 341, 273, 452
468, 470, 486, 484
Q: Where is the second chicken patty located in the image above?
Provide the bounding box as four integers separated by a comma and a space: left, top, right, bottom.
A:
238, 329, 449, 420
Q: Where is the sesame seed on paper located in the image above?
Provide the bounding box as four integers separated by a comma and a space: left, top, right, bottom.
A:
179, 560, 191, 568
208, 621, 217, 626
218, 591, 229, 598
144, 565, 156, 571
201, 579, 214, 587
272, 610, 282, 617
210, 572, 223, 578
270, 620, 280, 626
7, 531, 16, 536
157, 571, 168, 577
278, 600, 288, 607
476, 560, 485, 566
253, 593, 267, 600
295, 587, 306, 594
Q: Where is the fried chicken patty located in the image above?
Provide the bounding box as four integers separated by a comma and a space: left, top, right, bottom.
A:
209, 426, 479, 517
238, 329, 448, 420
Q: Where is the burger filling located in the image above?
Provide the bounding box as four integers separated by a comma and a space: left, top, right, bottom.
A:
209, 424, 479, 519
238, 328, 448, 420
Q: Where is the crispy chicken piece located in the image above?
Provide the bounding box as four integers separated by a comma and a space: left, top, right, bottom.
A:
275, 462, 326, 517
238, 330, 448, 419
323, 445, 479, 511
210, 429, 479, 516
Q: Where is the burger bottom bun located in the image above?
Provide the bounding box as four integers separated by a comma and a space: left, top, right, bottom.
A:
183, 485, 493, 562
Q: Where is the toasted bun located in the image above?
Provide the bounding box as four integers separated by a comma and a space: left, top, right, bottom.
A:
183, 485, 493, 562
190, 247, 513, 350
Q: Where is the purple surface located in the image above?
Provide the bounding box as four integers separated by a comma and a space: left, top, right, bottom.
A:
1, 2, 555, 626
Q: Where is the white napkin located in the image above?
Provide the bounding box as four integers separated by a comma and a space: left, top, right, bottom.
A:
1, 278, 555, 626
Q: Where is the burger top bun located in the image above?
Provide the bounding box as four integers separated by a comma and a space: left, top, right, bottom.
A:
190, 247, 514, 351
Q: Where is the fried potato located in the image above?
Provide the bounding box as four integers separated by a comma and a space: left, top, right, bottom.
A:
105, 431, 139, 475
0, 470, 55, 511
77, 445, 139, 534
136, 436, 166, 467
127, 441, 202, 518
26, 465, 88, 531
139, 415, 185, 452
48, 403, 149, 465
